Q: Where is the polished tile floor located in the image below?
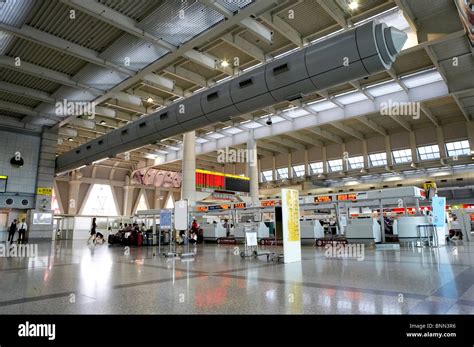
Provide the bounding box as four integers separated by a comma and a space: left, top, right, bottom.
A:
0, 240, 473, 314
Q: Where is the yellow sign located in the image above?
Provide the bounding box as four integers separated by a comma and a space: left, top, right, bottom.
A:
285, 189, 300, 242
423, 181, 437, 191
37, 187, 53, 196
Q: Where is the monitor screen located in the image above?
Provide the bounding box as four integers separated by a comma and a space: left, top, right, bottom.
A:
33, 213, 53, 225
0, 176, 7, 193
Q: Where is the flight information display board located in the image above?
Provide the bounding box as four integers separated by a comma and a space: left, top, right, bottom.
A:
314, 195, 332, 204
0, 176, 7, 193
195, 169, 250, 193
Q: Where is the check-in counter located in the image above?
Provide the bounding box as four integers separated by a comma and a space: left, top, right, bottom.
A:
233, 222, 269, 239
300, 220, 325, 240
396, 216, 429, 240
202, 223, 227, 240
345, 218, 382, 243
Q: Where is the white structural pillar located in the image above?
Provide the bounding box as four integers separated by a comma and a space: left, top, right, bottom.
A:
181, 131, 196, 206
247, 137, 260, 207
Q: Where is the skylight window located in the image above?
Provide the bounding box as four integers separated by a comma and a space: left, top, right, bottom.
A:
328, 159, 343, 172
261, 170, 273, 182
347, 156, 364, 170
292, 165, 306, 177
417, 144, 440, 160
276, 167, 289, 179
309, 162, 324, 174
369, 152, 387, 167
446, 140, 470, 157
392, 148, 412, 164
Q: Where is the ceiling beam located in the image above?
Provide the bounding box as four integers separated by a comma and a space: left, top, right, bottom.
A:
0, 55, 104, 94
267, 135, 306, 150
183, 49, 234, 75
330, 121, 364, 140
0, 81, 56, 104
164, 66, 208, 87
419, 103, 439, 127
221, 33, 266, 62
388, 114, 412, 132
285, 132, 324, 147
202, 0, 273, 44
260, 12, 305, 47
59, 0, 177, 52
0, 23, 135, 76
0, 101, 61, 122
307, 126, 343, 143
316, 0, 349, 28
258, 140, 289, 154
356, 115, 387, 136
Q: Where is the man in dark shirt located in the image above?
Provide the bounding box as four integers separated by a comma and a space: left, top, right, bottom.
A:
7, 219, 17, 244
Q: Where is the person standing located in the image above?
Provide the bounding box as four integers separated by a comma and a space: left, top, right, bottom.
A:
7, 219, 17, 244
18, 219, 27, 244
87, 217, 97, 243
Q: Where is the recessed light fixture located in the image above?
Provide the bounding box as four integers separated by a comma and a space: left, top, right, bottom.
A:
147, 97, 154, 103
220, 60, 229, 68
68, 138, 74, 142
99, 120, 106, 125
348, 0, 359, 10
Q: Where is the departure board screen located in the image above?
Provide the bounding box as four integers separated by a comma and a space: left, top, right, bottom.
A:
195, 170, 250, 193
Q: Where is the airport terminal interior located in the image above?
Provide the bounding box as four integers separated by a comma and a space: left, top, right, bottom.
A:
0, 0, 473, 315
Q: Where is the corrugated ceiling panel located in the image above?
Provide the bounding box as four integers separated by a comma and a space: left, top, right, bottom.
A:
137, 1, 224, 46
98, 0, 164, 22
276, 1, 336, 37
0, 67, 61, 93
0, 0, 35, 26
26, 1, 123, 52
6, 38, 86, 76
215, 0, 253, 12
72, 64, 129, 90
100, 34, 169, 71
0, 90, 41, 107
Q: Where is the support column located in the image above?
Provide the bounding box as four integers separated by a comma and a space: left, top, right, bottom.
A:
385, 136, 393, 167
436, 127, 447, 159
67, 180, 81, 215
28, 128, 58, 240
154, 187, 162, 209
409, 132, 418, 164
123, 185, 136, 217
362, 139, 369, 170
467, 122, 474, 151
304, 149, 309, 176
181, 131, 196, 206
247, 137, 260, 207
287, 153, 292, 179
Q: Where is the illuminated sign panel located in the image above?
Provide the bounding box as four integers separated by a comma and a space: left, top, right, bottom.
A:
337, 194, 357, 201
314, 196, 332, 203
195, 170, 250, 193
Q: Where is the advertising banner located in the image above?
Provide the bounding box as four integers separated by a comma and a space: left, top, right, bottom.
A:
281, 189, 301, 263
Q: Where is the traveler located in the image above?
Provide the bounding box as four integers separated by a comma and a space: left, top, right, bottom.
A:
7, 219, 17, 244
87, 217, 97, 243
18, 219, 28, 244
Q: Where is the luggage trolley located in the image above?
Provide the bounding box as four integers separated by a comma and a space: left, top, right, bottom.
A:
240, 225, 273, 261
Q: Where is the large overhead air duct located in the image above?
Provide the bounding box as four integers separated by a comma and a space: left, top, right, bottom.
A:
56, 21, 408, 173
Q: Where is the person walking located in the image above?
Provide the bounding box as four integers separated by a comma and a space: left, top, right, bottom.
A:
87, 217, 97, 244
7, 219, 17, 244
17, 219, 27, 244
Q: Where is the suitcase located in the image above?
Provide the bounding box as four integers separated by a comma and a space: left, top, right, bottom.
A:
108, 234, 114, 244
137, 232, 143, 246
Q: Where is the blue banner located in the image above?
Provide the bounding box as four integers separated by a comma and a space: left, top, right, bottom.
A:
160, 210, 172, 230
431, 196, 446, 227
